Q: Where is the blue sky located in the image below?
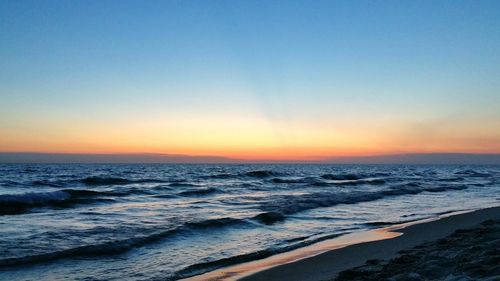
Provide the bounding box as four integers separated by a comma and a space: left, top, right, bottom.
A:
1, 0, 500, 159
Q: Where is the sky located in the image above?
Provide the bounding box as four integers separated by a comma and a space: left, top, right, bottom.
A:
1, 0, 500, 160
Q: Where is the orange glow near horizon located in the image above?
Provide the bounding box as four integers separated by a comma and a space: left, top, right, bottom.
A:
2, 98, 500, 161
2, 119, 500, 160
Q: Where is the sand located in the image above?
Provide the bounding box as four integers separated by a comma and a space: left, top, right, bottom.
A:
334, 219, 500, 281
240, 206, 500, 281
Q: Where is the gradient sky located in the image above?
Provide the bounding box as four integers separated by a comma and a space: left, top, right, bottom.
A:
1, 0, 500, 160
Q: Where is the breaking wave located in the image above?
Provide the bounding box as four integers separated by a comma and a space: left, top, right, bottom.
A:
259, 183, 472, 215
80, 176, 167, 185
0, 217, 248, 268
0, 189, 117, 215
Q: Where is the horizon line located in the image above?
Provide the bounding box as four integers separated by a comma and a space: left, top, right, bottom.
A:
1, 152, 500, 164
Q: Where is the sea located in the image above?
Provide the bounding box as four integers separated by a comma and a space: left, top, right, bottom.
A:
0, 164, 499, 281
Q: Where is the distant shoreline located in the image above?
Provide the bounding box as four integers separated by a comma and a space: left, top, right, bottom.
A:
1, 152, 500, 165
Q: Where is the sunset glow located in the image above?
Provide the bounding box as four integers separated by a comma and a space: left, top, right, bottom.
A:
1, 1, 500, 161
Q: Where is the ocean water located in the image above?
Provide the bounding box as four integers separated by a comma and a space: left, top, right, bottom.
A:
0, 164, 499, 281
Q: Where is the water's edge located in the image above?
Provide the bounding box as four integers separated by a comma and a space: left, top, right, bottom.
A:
182, 207, 482, 281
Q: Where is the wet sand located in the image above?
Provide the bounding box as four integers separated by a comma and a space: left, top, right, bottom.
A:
242, 206, 500, 281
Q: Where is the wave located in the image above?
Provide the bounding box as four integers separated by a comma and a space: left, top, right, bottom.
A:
321, 173, 362, 180
178, 187, 221, 197
0, 231, 177, 268
252, 211, 286, 224
173, 231, 346, 280
32, 180, 64, 187
28, 176, 169, 187
0, 189, 117, 215
0, 180, 24, 187
335, 178, 386, 185
309, 179, 334, 186
0, 217, 248, 268
153, 194, 178, 199
80, 176, 167, 186
258, 183, 472, 215
204, 173, 235, 179
321, 172, 390, 181
437, 177, 465, 182
0, 190, 70, 208
64, 189, 124, 197
173, 248, 278, 280
454, 170, 491, 177
421, 184, 469, 193
202, 170, 279, 180
169, 182, 199, 188
270, 176, 385, 186
23, 168, 39, 173
271, 177, 314, 184
244, 170, 277, 178
185, 217, 246, 228
311, 178, 386, 187
363, 218, 422, 227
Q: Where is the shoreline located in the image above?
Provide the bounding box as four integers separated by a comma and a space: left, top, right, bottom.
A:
182, 206, 500, 281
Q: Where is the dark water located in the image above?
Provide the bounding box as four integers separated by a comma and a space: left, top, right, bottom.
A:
0, 164, 499, 280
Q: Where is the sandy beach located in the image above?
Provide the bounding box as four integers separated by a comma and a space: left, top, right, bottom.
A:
334, 218, 500, 280
240, 206, 500, 281
184, 206, 500, 281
